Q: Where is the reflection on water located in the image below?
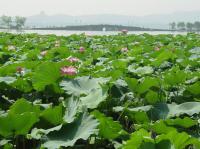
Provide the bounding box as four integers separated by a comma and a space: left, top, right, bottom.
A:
0, 29, 190, 36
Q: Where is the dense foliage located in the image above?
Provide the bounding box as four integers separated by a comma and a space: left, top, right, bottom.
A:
0, 32, 200, 149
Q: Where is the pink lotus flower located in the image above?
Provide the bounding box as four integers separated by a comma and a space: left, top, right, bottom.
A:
79, 47, 85, 53
67, 57, 80, 63
16, 67, 23, 73
60, 66, 77, 76
16, 67, 25, 75
121, 29, 128, 34
40, 51, 47, 56
154, 47, 160, 51
121, 47, 128, 53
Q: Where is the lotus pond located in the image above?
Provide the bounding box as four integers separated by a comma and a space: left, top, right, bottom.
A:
0, 32, 200, 149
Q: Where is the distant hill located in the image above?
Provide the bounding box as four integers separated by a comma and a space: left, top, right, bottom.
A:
26, 11, 200, 29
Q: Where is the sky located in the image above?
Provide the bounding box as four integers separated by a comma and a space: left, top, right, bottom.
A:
0, 0, 200, 17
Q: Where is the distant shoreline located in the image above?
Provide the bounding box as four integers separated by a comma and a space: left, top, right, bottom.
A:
0, 24, 197, 32
29, 24, 169, 31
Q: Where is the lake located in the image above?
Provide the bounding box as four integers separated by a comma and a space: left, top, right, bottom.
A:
0, 29, 189, 36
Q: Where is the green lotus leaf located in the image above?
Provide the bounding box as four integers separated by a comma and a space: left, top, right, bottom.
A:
151, 102, 200, 119
137, 77, 159, 94
0, 99, 40, 137
152, 120, 176, 134
11, 78, 32, 93
165, 117, 197, 128
186, 82, 200, 95
80, 85, 108, 109
29, 125, 62, 140
91, 110, 125, 139
152, 50, 175, 66
113, 105, 153, 113
125, 77, 138, 92
0, 112, 39, 137
128, 66, 154, 75
145, 90, 160, 104
189, 47, 200, 54
63, 97, 80, 123
0, 61, 39, 76
123, 129, 152, 149
60, 76, 110, 96
9, 98, 40, 115
32, 62, 61, 91
43, 112, 99, 149
116, 102, 200, 120
156, 131, 200, 149
164, 68, 187, 86
113, 106, 151, 123
0, 139, 10, 147
40, 105, 63, 126
0, 76, 16, 84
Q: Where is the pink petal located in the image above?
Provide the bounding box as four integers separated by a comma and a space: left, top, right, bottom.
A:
79, 47, 85, 53
60, 66, 77, 76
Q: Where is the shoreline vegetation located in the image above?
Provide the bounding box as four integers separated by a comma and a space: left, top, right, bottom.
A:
0, 24, 198, 32
0, 24, 199, 33
29, 25, 167, 31
1, 15, 200, 32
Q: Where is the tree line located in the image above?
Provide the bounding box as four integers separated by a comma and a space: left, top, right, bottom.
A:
169, 21, 200, 31
35, 24, 164, 31
0, 15, 26, 30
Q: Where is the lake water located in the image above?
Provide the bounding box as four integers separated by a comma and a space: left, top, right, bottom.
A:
0, 29, 189, 36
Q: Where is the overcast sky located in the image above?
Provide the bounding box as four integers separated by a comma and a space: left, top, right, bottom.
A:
0, 0, 200, 16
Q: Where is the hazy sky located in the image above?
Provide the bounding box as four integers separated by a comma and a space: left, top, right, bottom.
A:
0, 0, 200, 16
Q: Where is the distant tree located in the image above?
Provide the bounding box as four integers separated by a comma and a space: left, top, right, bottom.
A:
169, 22, 176, 30
0, 15, 12, 29
186, 22, 193, 31
177, 22, 185, 30
193, 21, 200, 31
14, 16, 26, 29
